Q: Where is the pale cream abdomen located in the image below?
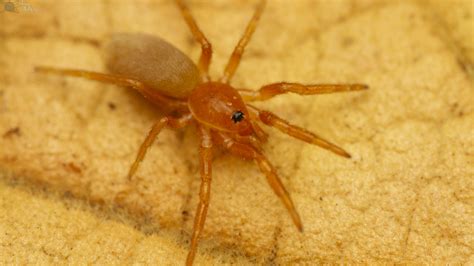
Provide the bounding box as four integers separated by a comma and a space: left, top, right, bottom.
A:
105, 33, 200, 99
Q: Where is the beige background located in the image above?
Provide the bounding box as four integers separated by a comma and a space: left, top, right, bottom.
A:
1, 0, 473, 264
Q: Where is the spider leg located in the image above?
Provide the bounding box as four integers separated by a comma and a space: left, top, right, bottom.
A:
175, 0, 212, 81
248, 105, 351, 158
35, 66, 187, 110
215, 132, 303, 231
128, 114, 193, 180
238, 82, 368, 101
186, 125, 213, 266
220, 0, 266, 83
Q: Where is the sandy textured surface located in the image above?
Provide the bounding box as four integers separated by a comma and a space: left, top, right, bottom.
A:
1, 0, 473, 264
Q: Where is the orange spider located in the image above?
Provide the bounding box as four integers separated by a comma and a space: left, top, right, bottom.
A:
35, 0, 368, 264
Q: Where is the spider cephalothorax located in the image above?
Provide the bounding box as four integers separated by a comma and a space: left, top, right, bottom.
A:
189, 82, 253, 135
36, 0, 367, 265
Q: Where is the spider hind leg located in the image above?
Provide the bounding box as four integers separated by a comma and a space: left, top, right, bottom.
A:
34, 66, 187, 110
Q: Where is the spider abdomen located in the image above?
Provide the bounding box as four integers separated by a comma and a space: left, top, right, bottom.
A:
105, 33, 200, 99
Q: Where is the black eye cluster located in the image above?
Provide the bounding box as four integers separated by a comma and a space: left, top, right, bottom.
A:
231, 111, 244, 123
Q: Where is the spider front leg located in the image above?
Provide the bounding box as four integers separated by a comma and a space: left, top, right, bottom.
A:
248, 105, 351, 158
215, 132, 303, 231
238, 82, 368, 101
175, 0, 212, 81
128, 114, 193, 180
186, 125, 213, 266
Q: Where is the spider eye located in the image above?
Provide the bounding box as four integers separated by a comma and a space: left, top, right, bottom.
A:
231, 111, 244, 123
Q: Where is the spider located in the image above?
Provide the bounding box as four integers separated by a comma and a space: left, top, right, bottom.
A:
35, 0, 368, 264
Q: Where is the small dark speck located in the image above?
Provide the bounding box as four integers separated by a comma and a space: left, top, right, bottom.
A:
456, 57, 472, 74
53, 17, 60, 28
412, 55, 421, 63
3, 127, 21, 138
341, 36, 354, 47
450, 102, 465, 117
107, 102, 117, 110
63, 162, 82, 174
63, 191, 73, 198
320, 197, 323, 201
60, 79, 68, 87
464, 11, 471, 19
182, 210, 189, 216
186, 35, 195, 47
